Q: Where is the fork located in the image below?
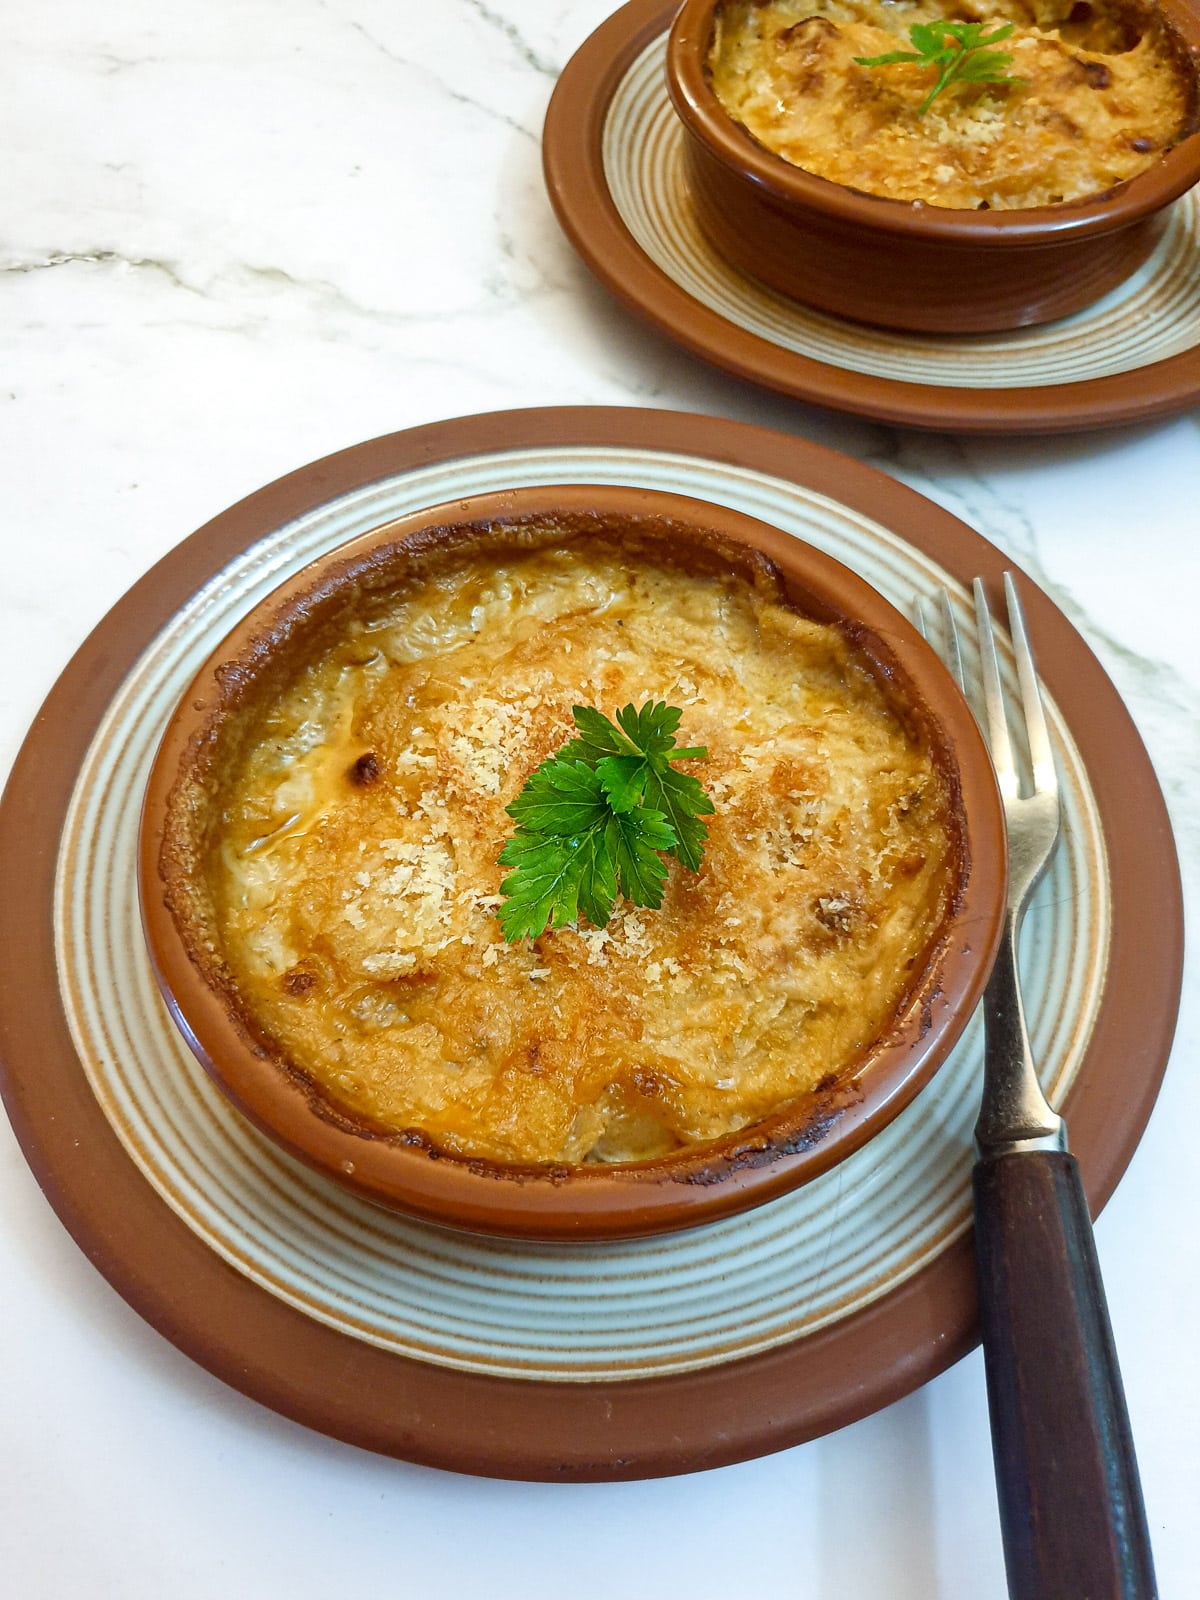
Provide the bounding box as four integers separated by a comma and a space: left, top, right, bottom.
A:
921, 575, 1156, 1600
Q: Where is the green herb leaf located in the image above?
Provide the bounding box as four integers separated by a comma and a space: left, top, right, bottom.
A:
643, 761, 714, 873
605, 808, 675, 908
855, 20, 1024, 116
496, 703, 713, 942
593, 753, 649, 813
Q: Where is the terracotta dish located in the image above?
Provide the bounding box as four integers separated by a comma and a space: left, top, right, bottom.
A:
139, 483, 1006, 1241
666, 0, 1200, 331
541, 3, 1200, 430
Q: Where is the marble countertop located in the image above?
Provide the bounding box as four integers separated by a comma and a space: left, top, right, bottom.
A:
2, 3, 1196, 1595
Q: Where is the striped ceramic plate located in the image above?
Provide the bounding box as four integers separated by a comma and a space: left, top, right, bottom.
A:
53, 442, 1109, 1384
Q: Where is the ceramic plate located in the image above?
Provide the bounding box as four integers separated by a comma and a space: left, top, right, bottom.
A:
543, 1, 1200, 433
0, 409, 1183, 1479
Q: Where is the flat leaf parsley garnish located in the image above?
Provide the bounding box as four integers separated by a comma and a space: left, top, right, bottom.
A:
496, 702, 715, 943
855, 21, 1025, 117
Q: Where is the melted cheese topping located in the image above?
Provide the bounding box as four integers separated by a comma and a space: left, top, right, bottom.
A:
210, 542, 956, 1166
708, 0, 1195, 208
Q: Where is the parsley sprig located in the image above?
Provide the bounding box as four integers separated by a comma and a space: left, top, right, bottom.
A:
496, 703, 714, 943
855, 21, 1025, 117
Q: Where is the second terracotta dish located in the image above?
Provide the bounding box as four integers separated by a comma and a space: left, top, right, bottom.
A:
667, 0, 1200, 331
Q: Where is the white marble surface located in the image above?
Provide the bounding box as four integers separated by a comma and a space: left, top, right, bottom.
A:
1, 2, 1197, 1595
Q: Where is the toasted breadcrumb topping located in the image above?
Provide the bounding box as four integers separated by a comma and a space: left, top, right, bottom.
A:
213, 541, 956, 1165
709, 0, 1196, 208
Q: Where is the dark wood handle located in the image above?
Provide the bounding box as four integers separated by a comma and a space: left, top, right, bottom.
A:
973, 1150, 1156, 1600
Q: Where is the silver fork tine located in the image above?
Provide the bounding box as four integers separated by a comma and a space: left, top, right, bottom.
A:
913, 591, 966, 695
1004, 572, 1055, 797
940, 588, 965, 695
974, 577, 1018, 800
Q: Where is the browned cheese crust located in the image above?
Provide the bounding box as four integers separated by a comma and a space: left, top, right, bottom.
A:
180, 529, 960, 1166
708, 0, 1198, 208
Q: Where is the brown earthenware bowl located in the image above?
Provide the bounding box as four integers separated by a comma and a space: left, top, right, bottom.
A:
666, 0, 1200, 332
139, 483, 1006, 1241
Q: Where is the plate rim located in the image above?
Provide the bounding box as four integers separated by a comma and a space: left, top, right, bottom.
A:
0, 406, 1184, 1480
541, 0, 1200, 435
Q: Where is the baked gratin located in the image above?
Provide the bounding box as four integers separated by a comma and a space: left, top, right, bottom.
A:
707, 0, 1198, 208
159, 515, 965, 1170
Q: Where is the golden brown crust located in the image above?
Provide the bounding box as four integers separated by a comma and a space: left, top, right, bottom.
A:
708, 0, 1199, 208
160, 513, 966, 1168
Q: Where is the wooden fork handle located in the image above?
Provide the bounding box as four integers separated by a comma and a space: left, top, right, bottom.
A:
973, 1150, 1156, 1600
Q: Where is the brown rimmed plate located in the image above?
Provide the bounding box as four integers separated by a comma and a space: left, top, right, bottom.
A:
0, 408, 1183, 1480
542, 0, 1200, 433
